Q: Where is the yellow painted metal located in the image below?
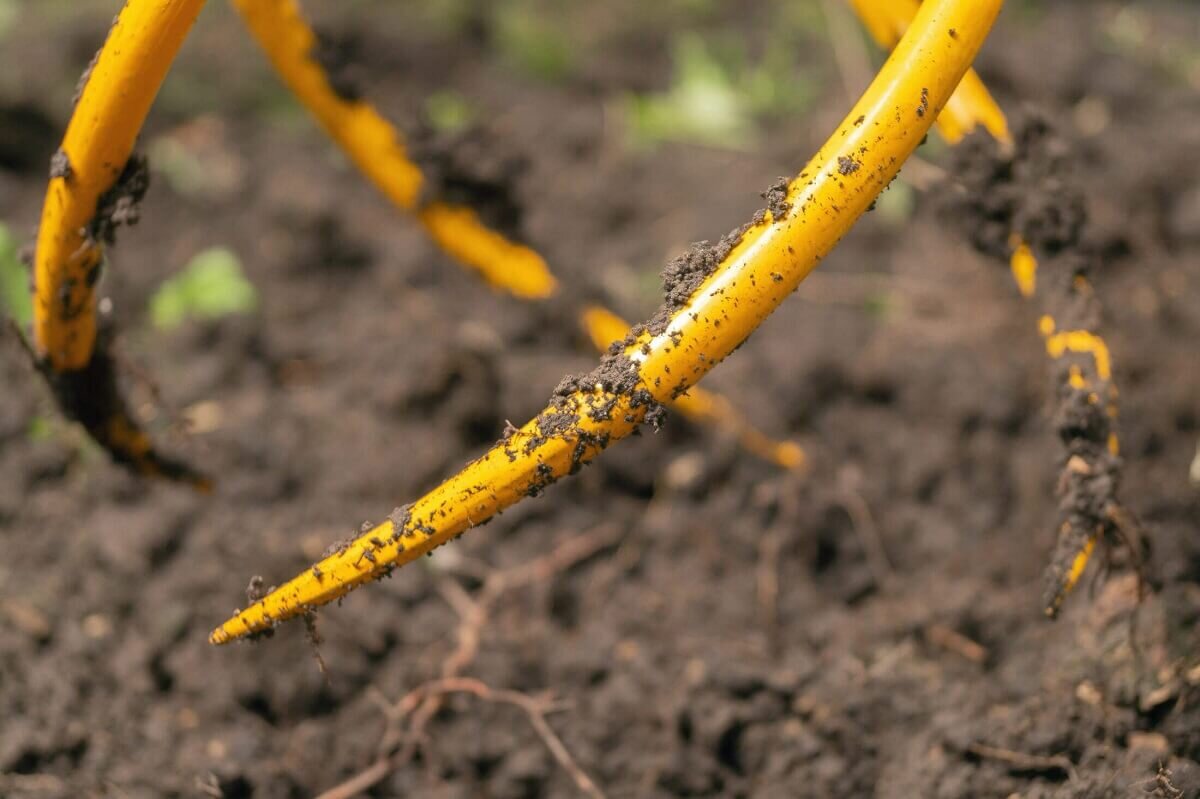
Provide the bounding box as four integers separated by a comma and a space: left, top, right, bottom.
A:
853, 0, 1044, 306
33, 0, 205, 370
1037, 312, 1120, 458
417, 203, 558, 298
1044, 330, 1113, 382
1009, 239, 1037, 298
231, 0, 808, 465
581, 305, 805, 471
228, 0, 556, 299
938, 69, 1011, 145
1028, 280, 1122, 607
28, 0, 211, 488
846, 0, 1010, 145
210, 0, 1003, 644
1046, 535, 1097, 618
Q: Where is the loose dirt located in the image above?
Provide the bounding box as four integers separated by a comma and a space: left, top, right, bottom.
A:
1, 4, 1198, 797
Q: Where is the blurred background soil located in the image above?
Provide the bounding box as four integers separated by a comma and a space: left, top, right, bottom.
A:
1, 1, 1199, 796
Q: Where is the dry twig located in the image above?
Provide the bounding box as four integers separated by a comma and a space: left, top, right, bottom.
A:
316, 525, 621, 799
925, 623, 988, 665
966, 742, 1076, 781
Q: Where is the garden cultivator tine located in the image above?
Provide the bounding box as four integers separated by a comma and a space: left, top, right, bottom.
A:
849, 0, 1132, 617
229, 0, 801, 469
30, 0, 210, 490
846, 0, 1010, 145
210, 0, 1004, 644
228, 0, 557, 299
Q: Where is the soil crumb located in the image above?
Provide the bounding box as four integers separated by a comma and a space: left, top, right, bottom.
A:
939, 115, 1085, 260
408, 124, 528, 242
86, 153, 150, 246
388, 504, 413, 542
542, 204, 771, 442
311, 28, 365, 104
246, 575, 269, 604
560, 198, 770, 434
520, 347, 665, 481
49, 148, 72, 181
763, 176, 792, 220
72, 47, 102, 108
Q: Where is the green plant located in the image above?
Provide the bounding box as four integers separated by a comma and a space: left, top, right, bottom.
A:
148, 247, 258, 330
0, 222, 31, 326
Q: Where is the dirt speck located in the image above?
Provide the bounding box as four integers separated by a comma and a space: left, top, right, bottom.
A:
49, 148, 72, 181
246, 576, 269, 604
388, 504, 413, 542
72, 47, 102, 108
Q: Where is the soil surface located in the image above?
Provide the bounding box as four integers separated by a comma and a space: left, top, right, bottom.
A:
2, 2, 1199, 797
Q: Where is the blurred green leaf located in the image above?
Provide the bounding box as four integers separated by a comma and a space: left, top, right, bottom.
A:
149, 247, 257, 330
0, 222, 31, 326
424, 90, 475, 133
863, 292, 892, 319
148, 135, 210, 198
875, 177, 915, 228
418, 0, 479, 36
624, 34, 758, 150
27, 415, 54, 442
0, 0, 18, 41
777, 1, 828, 37
147, 121, 244, 200
742, 37, 818, 121
623, 31, 816, 150
669, 0, 716, 16
495, 3, 574, 82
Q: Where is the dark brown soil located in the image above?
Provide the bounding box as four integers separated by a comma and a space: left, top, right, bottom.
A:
2, 3, 1199, 798
310, 28, 367, 105
408, 123, 531, 243
940, 115, 1086, 260
35, 324, 209, 489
